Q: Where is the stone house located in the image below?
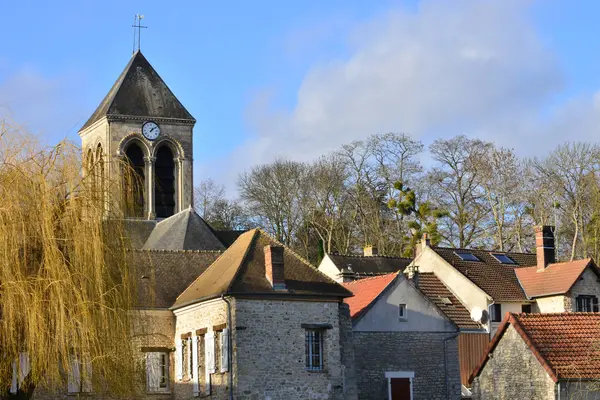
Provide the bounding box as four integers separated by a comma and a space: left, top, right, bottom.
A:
318, 247, 412, 283
406, 226, 600, 391
469, 313, 600, 400
341, 273, 461, 400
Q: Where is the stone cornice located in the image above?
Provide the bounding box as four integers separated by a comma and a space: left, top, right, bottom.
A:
106, 114, 196, 125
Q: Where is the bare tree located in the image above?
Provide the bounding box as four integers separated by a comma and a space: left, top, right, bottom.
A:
194, 179, 249, 230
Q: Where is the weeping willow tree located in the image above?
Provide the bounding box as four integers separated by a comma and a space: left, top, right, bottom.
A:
0, 121, 139, 398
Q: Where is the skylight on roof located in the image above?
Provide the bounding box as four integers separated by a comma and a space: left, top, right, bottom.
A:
439, 296, 453, 305
491, 253, 516, 264
454, 251, 480, 262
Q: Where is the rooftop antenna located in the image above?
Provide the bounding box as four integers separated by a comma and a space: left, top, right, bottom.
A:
132, 14, 147, 54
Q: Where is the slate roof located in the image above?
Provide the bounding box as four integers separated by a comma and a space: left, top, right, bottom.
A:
341, 274, 397, 319
418, 273, 482, 330
431, 247, 536, 301
515, 259, 595, 298
124, 219, 157, 248
470, 313, 600, 383
172, 229, 352, 309
142, 208, 225, 251
80, 51, 195, 131
132, 249, 221, 308
328, 254, 412, 276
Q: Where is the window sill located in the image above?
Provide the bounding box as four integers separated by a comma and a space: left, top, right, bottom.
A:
306, 369, 327, 373
146, 390, 172, 395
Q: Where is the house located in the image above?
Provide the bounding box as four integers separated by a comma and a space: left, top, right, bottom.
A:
342, 273, 461, 400
318, 247, 412, 283
407, 226, 600, 391
469, 313, 600, 400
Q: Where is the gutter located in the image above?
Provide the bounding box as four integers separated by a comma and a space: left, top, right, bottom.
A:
221, 295, 234, 400
443, 331, 460, 400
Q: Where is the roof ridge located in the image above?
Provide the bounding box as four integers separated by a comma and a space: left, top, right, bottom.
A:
131, 249, 223, 254
330, 253, 412, 260
434, 246, 535, 256
341, 273, 397, 287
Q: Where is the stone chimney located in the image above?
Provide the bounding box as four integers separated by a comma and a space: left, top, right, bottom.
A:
338, 265, 356, 283
363, 246, 378, 257
407, 266, 420, 288
535, 226, 555, 271
415, 233, 431, 258
265, 245, 286, 290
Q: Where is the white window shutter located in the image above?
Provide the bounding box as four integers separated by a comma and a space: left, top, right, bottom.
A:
187, 337, 193, 379
10, 360, 17, 394
192, 336, 199, 396
220, 328, 229, 373
68, 356, 81, 393
175, 340, 183, 381
205, 331, 215, 374
82, 361, 92, 393
18, 352, 30, 387
146, 353, 160, 391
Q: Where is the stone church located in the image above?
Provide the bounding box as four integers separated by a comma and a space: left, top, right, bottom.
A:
47, 50, 358, 400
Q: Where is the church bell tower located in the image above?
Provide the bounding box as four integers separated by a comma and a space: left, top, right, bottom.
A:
78, 51, 195, 219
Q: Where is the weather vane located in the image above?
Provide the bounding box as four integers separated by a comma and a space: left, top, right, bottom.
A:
132, 14, 147, 54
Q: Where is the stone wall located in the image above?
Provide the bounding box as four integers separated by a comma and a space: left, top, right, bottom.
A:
560, 380, 600, 399
567, 267, 600, 311
353, 331, 461, 400
234, 298, 347, 400
471, 324, 555, 400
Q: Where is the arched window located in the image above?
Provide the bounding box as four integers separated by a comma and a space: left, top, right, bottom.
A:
154, 146, 176, 218
124, 143, 145, 217
95, 144, 105, 200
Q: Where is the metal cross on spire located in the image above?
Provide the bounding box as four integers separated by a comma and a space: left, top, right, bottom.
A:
132, 14, 147, 54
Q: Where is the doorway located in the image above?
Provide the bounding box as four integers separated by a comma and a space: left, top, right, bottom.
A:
386, 371, 414, 400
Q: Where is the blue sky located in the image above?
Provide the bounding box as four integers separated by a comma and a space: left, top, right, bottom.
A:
2, 1, 600, 192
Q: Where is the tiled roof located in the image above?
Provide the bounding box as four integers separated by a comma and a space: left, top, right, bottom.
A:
328, 254, 412, 275
172, 229, 352, 309
432, 247, 536, 301
341, 274, 397, 319
131, 250, 221, 308
80, 51, 194, 131
418, 273, 482, 330
470, 313, 600, 383
515, 259, 593, 298
142, 208, 225, 251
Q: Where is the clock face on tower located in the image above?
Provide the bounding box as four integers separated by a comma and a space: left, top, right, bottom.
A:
142, 121, 161, 140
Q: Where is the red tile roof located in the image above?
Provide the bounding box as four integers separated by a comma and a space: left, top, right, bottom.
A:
418, 273, 482, 330
515, 259, 593, 298
342, 274, 397, 319
470, 313, 600, 383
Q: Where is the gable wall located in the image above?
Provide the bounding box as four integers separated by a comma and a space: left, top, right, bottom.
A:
567, 267, 600, 311
353, 277, 456, 332
534, 295, 567, 313
318, 254, 342, 283
471, 324, 555, 400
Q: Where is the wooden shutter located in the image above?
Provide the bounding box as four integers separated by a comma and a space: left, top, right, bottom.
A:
10, 360, 17, 394
593, 297, 599, 312
192, 337, 199, 395
67, 356, 81, 393
18, 353, 30, 388
175, 340, 183, 381
146, 353, 161, 391
82, 361, 92, 393
205, 331, 215, 374
220, 328, 229, 373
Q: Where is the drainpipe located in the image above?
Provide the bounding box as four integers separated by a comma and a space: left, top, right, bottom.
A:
222, 295, 234, 400
443, 331, 460, 400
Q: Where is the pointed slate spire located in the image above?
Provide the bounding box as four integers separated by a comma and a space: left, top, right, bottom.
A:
80, 51, 195, 131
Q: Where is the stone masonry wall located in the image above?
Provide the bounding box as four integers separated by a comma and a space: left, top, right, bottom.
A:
560, 380, 600, 399
173, 298, 233, 400
338, 303, 358, 400
234, 299, 346, 400
471, 324, 555, 400
567, 267, 600, 311
353, 331, 461, 400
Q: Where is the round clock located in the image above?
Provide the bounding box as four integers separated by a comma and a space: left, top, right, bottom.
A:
142, 121, 160, 140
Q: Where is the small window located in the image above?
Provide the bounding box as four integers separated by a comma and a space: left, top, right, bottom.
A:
576, 295, 599, 312
146, 352, 169, 392
455, 251, 480, 262
305, 329, 324, 371
398, 304, 407, 320
522, 304, 532, 313
490, 304, 502, 322
491, 253, 515, 264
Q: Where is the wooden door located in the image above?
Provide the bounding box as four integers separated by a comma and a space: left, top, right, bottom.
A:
390, 378, 411, 400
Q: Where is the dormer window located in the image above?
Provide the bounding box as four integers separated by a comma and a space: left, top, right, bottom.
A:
491, 253, 515, 264
454, 251, 480, 262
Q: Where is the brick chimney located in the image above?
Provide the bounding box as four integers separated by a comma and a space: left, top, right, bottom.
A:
535, 226, 555, 271
363, 245, 378, 257
265, 245, 286, 290
415, 233, 431, 258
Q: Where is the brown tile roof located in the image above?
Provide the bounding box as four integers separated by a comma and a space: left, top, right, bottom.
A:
328, 254, 412, 275
432, 247, 536, 301
341, 274, 397, 319
172, 229, 352, 309
418, 273, 482, 330
515, 259, 594, 298
470, 313, 600, 383
131, 249, 221, 308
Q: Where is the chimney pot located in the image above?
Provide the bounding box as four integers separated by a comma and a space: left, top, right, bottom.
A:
265, 245, 286, 290
535, 226, 555, 271
363, 246, 378, 257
